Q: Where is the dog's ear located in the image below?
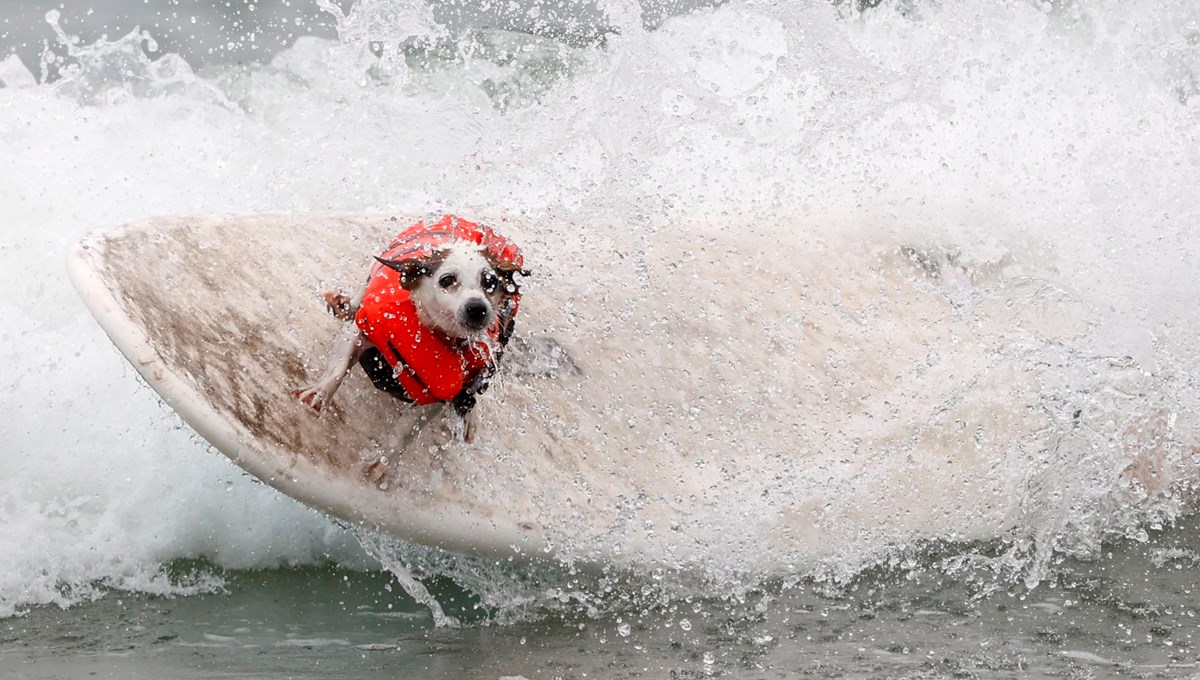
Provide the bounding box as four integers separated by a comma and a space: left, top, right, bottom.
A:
494, 266, 530, 297
375, 256, 434, 291
482, 246, 529, 293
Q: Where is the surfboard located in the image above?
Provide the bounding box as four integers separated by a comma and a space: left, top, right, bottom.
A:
69, 213, 1127, 573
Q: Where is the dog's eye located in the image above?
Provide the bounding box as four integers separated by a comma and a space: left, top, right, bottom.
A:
438, 273, 457, 289
481, 271, 499, 292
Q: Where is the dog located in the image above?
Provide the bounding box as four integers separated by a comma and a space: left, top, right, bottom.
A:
292, 215, 526, 443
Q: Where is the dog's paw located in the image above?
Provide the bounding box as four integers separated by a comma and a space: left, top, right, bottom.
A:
291, 383, 334, 412
364, 457, 391, 490
323, 291, 356, 321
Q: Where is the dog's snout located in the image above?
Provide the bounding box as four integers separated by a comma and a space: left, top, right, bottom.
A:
462, 299, 490, 328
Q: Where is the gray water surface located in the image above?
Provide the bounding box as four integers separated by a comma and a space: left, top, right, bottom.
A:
4, 520, 1198, 679
0, 0, 717, 74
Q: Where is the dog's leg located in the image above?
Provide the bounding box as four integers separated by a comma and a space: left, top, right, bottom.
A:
323, 291, 359, 321
292, 326, 369, 412
324, 280, 368, 321
461, 407, 479, 444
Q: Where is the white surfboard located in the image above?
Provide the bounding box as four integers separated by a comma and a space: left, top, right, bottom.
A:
68, 213, 1157, 573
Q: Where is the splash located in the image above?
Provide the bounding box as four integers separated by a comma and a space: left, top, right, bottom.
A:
355, 531, 461, 627
0, 54, 37, 88
39, 10, 222, 104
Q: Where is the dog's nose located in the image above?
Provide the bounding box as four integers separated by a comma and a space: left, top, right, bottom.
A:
462, 299, 489, 327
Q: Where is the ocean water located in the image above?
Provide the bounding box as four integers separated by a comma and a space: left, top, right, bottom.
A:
2, 0, 1200, 677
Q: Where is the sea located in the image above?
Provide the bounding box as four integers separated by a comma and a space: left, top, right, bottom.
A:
2, 0, 1200, 677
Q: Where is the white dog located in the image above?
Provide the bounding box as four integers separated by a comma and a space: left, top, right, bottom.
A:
292, 215, 526, 442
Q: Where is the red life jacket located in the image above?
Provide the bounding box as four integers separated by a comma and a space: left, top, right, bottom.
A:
354, 215, 523, 405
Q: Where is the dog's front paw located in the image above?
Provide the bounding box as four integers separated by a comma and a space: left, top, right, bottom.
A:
323, 291, 356, 321
291, 382, 335, 412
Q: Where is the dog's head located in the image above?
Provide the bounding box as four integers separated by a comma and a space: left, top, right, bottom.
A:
375, 243, 525, 339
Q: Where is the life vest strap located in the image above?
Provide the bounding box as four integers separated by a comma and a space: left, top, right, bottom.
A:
357, 347, 414, 402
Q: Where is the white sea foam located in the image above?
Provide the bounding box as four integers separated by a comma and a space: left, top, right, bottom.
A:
0, 0, 1198, 617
